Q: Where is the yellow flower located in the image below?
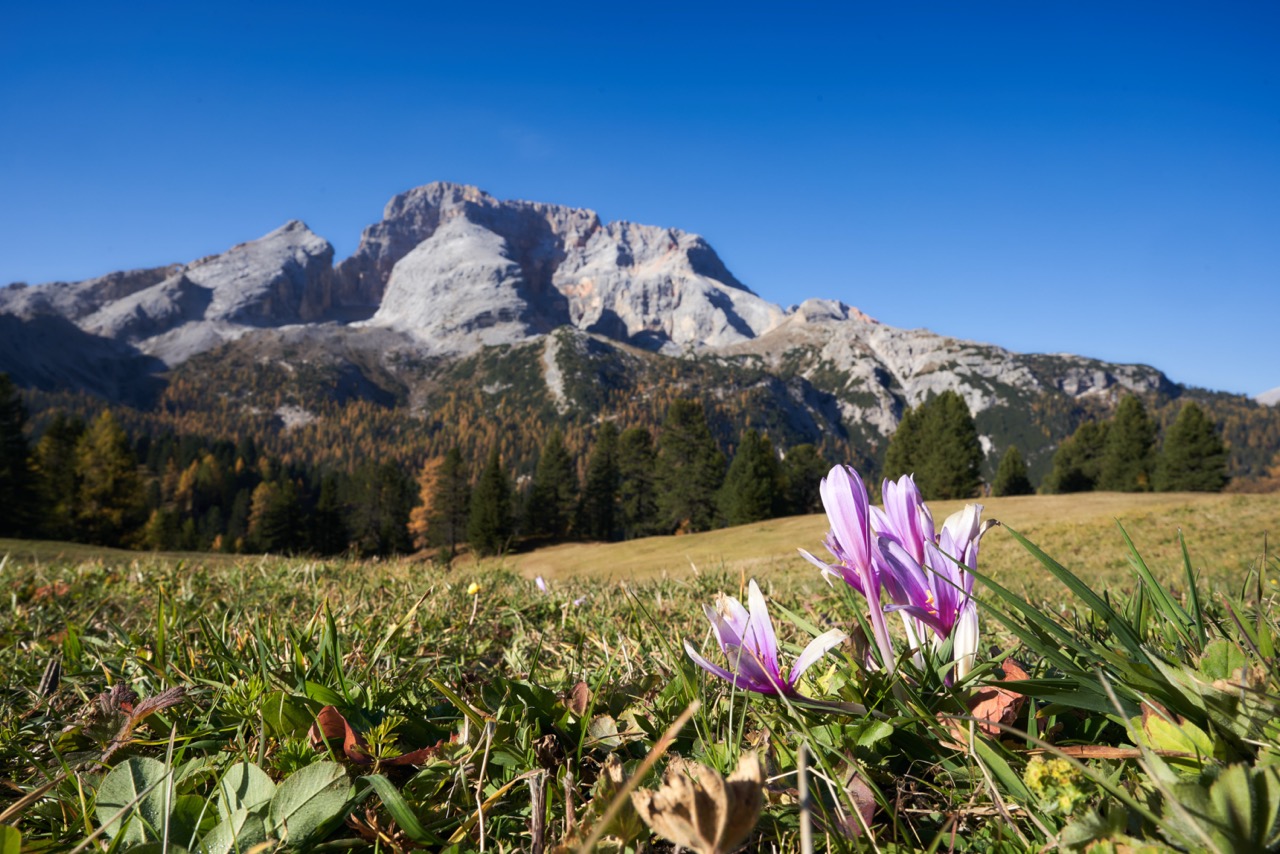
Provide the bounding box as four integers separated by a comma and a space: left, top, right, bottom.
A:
467, 582, 481, 596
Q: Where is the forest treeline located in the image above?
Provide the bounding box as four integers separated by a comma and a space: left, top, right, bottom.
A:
0, 370, 1260, 559
0, 376, 831, 557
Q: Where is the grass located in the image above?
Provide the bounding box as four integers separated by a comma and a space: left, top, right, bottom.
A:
509, 491, 1278, 597
1, 490, 1278, 852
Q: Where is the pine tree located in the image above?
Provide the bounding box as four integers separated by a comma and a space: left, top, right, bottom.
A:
0, 374, 36, 537
428, 447, 471, 558
524, 428, 578, 540
883, 403, 925, 485
347, 462, 413, 556
617, 427, 660, 540
780, 443, 829, 516
313, 472, 349, 555
717, 430, 783, 526
656, 399, 727, 532
578, 423, 620, 541
1098, 395, 1157, 492
1155, 402, 1227, 492
34, 413, 87, 539
991, 445, 1034, 496
883, 391, 982, 499
75, 410, 147, 546
1044, 420, 1109, 493
469, 447, 513, 556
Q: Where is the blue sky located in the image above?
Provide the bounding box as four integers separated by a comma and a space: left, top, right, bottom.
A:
3, 2, 1277, 396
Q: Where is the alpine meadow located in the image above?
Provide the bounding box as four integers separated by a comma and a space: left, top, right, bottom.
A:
2, 181, 1280, 853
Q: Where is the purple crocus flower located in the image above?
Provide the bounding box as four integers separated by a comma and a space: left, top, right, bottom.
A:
802, 467, 988, 679
799, 465, 899, 671
684, 580, 847, 697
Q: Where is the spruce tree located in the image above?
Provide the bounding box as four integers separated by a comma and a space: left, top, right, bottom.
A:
656, 400, 727, 533
578, 423, 621, 541
991, 445, 1034, 496
617, 427, 660, 539
883, 404, 925, 486
1098, 395, 1157, 492
75, 410, 147, 546
717, 430, 783, 526
781, 443, 829, 516
34, 413, 87, 539
313, 472, 349, 555
1044, 420, 1109, 493
1155, 402, 1228, 492
429, 447, 471, 557
524, 428, 578, 540
0, 374, 35, 537
469, 448, 513, 556
347, 462, 414, 556
884, 391, 982, 499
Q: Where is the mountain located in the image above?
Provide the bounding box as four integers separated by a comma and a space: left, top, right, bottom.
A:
1258, 387, 1280, 407
4, 181, 1277, 484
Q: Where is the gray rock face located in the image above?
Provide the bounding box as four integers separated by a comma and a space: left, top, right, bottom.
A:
1258, 386, 1280, 406
341, 181, 783, 352
9, 220, 335, 367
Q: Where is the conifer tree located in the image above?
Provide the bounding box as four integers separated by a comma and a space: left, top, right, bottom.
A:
883, 391, 982, 499
991, 445, 1034, 496
1155, 402, 1227, 492
883, 404, 925, 486
656, 399, 727, 532
248, 478, 301, 553
408, 456, 444, 551
1098, 395, 1157, 492
0, 374, 36, 537
347, 461, 413, 556
524, 428, 578, 540
1044, 420, 1109, 493
75, 410, 147, 546
469, 447, 513, 556
428, 448, 471, 557
617, 426, 660, 539
717, 430, 783, 526
34, 413, 87, 539
780, 443, 829, 516
313, 472, 349, 555
578, 423, 620, 541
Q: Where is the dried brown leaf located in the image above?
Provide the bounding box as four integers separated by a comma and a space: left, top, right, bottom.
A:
631, 752, 764, 854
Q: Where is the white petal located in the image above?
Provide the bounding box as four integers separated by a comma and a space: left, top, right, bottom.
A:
951, 601, 980, 681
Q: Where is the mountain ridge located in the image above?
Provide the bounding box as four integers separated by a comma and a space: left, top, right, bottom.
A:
4, 181, 1277, 484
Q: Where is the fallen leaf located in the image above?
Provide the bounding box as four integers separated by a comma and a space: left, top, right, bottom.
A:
631, 752, 764, 854
308, 705, 447, 767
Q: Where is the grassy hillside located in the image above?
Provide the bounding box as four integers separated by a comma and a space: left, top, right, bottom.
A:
506, 490, 1278, 598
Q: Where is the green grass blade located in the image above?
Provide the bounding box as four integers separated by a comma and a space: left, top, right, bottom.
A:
1179, 529, 1207, 650
1003, 526, 1148, 659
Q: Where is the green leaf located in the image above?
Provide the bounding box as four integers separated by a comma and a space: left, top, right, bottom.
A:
267, 761, 353, 848
170, 794, 214, 849
199, 808, 269, 854
0, 825, 20, 854
303, 681, 346, 709
96, 756, 170, 845
358, 775, 441, 845
587, 715, 622, 749
1201, 639, 1247, 681
261, 691, 316, 737
214, 762, 276, 820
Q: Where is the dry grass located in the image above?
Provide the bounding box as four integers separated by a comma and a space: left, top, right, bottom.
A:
507, 491, 1279, 599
